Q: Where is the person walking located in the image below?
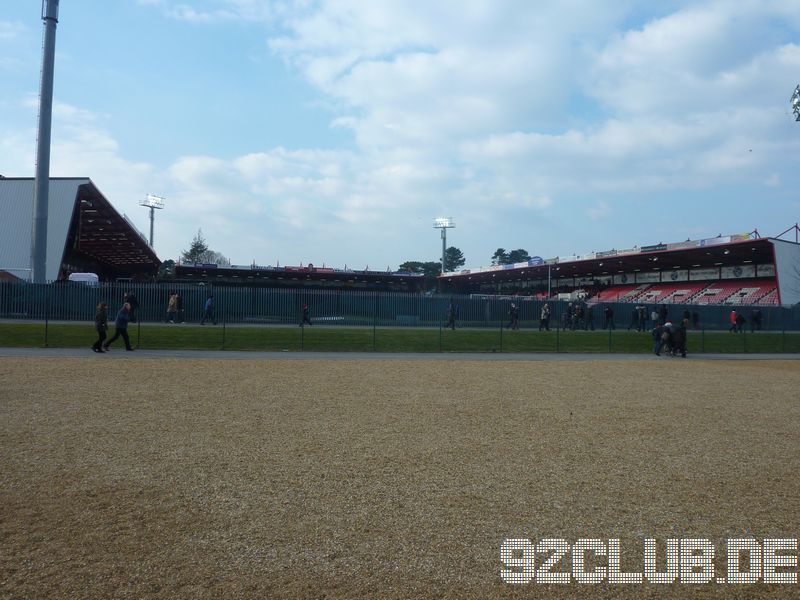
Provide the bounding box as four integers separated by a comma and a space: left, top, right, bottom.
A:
201, 295, 217, 325
729, 310, 738, 333
300, 303, 312, 327
124, 290, 139, 323
585, 305, 595, 331
506, 303, 519, 330
445, 302, 456, 330
104, 302, 134, 351
166, 293, 178, 323
91, 302, 108, 353
539, 303, 550, 331
175, 291, 184, 323
652, 322, 665, 356
603, 305, 615, 330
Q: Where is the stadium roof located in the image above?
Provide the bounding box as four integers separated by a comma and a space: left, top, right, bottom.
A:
0, 177, 160, 281
175, 263, 425, 291
441, 235, 775, 284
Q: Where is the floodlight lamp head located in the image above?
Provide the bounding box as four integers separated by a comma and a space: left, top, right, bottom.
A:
141, 194, 165, 209
433, 217, 454, 229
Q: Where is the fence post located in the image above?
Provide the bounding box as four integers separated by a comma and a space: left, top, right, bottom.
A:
499, 318, 503, 352
44, 285, 50, 348
301, 320, 304, 352
556, 322, 560, 352
222, 319, 226, 351
373, 293, 378, 352
439, 320, 442, 352
701, 327, 705, 353
137, 319, 141, 349
608, 327, 612, 353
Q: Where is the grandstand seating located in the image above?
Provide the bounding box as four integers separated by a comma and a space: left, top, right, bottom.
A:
722, 282, 777, 305
756, 289, 779, 306
585, 278, 779, 305
691, 281, 755, 305
630, 282, 709, 304
593, 284, 646, 302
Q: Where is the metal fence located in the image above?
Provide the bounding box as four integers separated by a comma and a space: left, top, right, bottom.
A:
1, 281, 799, 331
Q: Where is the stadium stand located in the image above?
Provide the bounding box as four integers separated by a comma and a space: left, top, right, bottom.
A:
593, 284, 645, 302
720, 281, 777, 305
692, 281, 748, 305
757, 288, 779, 306
629, 282, 709, 304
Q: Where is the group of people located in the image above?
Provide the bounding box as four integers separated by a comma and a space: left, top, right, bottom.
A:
91, 290, 139, 352
165, 292, 217, 325
729, 309, 762, 333
652, 321, 688, 358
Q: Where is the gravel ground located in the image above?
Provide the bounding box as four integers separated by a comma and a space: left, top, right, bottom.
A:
1, 357, 799, 599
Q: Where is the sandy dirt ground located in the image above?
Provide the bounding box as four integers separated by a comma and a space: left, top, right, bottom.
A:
1, 357, 799, 599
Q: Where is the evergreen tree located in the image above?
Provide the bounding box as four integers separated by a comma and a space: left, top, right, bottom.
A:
444, 246, 466, 272
181, 230, 209, 264
491, 248, 508, 265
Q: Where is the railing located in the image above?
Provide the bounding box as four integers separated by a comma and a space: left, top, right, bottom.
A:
0, 281, 799, 331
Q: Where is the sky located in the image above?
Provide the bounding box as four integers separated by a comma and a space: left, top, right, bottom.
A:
1, 0, 799, 271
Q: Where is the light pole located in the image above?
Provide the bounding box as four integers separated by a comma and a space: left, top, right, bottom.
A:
31, 0, 60, 283
140, 194, 165, 248
792, 84, 800, 121
433, 217, 455, 275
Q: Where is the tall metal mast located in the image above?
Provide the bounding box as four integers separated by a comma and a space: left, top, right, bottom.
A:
31, 0, 60, 283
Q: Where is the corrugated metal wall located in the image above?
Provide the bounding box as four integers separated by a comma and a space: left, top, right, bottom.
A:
0, 179, 87, 281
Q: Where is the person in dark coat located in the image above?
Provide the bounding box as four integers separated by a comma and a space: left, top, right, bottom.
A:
750, 309, 762, 332
104, 302, 133, 351
585, 305, 595, 331
603, 305, 615, 330
670, 322, 687, 358
637, 304, 647, 332
300, 303, 312, 327
445, 302, 456, 330
91, 302, 108, 353
652, 323, 665, 356
124, 290, 139, 323
628, 306, 639, 331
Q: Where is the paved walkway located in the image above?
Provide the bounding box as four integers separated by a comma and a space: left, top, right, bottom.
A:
1, 347, 798, 361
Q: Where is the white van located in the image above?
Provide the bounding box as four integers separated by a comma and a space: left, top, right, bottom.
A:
67, 272, 99, 286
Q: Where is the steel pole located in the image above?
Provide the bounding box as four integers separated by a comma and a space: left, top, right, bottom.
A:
149, 206, 155, 247
31, 1, 60, 283
441, 228, 446, 275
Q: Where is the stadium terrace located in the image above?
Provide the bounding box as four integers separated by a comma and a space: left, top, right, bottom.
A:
439, 231, 800, 308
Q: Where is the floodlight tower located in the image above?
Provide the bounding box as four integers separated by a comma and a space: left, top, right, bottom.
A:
31, 0, 60, 283
433, 217, 455, 274
140, 194, 165, 248
792, 85, 800, 122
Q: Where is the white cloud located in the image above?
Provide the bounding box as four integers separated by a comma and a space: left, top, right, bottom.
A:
587, 200, 611, 220
138, 0, 281, 23
0, 20, 25, 41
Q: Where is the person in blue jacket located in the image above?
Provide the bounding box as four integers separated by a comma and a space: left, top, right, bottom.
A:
104, 302, 134, 351
201, 295, 217, 325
